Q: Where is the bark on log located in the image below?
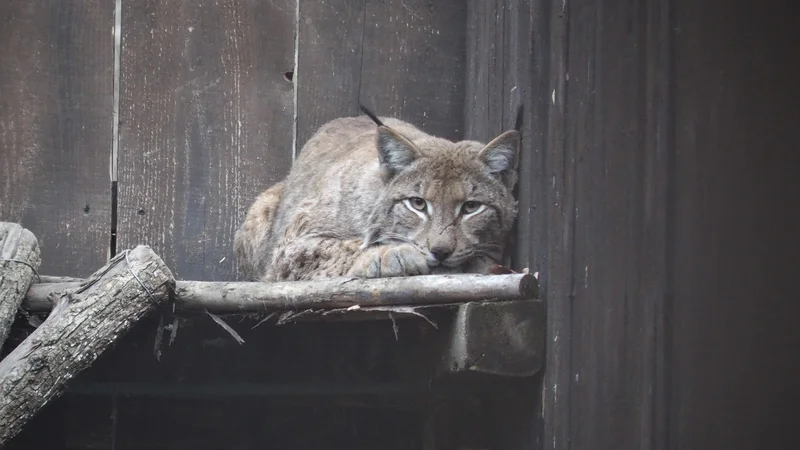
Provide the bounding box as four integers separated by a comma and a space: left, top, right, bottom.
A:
0, 245, 173, 446
0, 222, 41, 348
24, 273, 537, 314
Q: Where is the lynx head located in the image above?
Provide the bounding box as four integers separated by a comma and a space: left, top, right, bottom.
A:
363, 122, 520, 270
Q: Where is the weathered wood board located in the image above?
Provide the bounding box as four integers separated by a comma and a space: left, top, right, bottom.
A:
464, 0, 506, 142
0, 1, 114, 276
295, 0, 367, 150
296, 0, 467, 151
116, 0, 296, 281
358, 0, 467, 141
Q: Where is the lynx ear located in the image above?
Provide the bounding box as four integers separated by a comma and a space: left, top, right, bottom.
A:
376, 126, 420, 180
477, 130, 520, 188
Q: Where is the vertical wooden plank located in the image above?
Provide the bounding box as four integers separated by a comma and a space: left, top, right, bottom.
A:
670, 0, 800, 448
0, 1, 114, 276
540, 0, 573, 448
503, 0, 553, 447
530, 0, 674, 448
505, 0, 551, 275
565, 0, 674, 448
463, 0, 503, 142
296, 0, 467, 149
117, 0, 295, 281
359, 0, 467, 141
295, 0, 366, 150
570, 0, 623, 445
638, 1, 673, 448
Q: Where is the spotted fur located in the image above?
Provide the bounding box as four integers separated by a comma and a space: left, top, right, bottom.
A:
234, 114, 520, 281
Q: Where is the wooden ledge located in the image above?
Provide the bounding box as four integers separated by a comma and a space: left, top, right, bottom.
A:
25, 273, 537, 313
24, 273, 545, 378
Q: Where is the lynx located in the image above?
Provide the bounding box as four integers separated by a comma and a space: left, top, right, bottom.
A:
234, 108, 521, 281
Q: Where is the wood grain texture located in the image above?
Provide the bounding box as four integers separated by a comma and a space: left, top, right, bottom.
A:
522, 0, 800, 449
295, 0, 367, 150
25, 273, 537, 313
464, 0, 506, 142
0, 223, 41, 348
506, 0, 549, 276
116, 0, 295, 281
464, 1, 559, 447
296, 0, 468, 151
360, 0, 467, 141
0, 1, 113, 276
669, 1, 800, 448
568, 0, 654, 447
0, 246, 173, 446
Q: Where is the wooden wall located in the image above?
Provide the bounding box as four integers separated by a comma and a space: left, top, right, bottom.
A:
3, 0, 799, 449
0, 1, 476, 449
0, 1, 114, 276
468, 0, 800, 449
0, 0, 467, 282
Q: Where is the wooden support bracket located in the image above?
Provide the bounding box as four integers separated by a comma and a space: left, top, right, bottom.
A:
0, 245, 174, 446
438, 299, 546, 377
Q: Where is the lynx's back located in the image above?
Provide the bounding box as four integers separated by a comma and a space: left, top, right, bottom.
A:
235, 113, 520, 281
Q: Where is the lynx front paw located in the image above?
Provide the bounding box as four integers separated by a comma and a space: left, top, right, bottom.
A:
348, 244, 431, 278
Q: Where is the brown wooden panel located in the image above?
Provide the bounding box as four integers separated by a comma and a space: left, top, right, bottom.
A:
0, 1, 113, 277
463, 0, 504, 142
506, 0, 552, 276
296, 0, 467, 149
463, 4, 552, 447
117, 0, 295, 281
359, 0, 467, 141
538, 0, 575, 447
463, 0, 550, 272
568, 0, 653, 447
526, 0, 674, 448
670, 1, 800, 449
535, 0, 800, 449
295, 0, 367, 150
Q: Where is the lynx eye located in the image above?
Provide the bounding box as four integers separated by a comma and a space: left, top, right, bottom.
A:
406, 197, 427, 212
461, 201, 483, 215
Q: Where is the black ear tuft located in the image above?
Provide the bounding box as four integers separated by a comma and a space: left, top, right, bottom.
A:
360, 104, 384, 127
513, 105, 524, 132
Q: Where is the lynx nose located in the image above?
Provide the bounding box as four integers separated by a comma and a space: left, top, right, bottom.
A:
430, 246, 453, 262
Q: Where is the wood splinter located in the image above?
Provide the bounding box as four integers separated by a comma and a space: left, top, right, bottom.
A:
0, 245, 174, 446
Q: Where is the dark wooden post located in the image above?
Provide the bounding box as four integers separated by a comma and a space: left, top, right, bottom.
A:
0, 222, 41, 348
0, 245, 174, 446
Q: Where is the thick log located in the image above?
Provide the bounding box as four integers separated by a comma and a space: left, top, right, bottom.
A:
0, 245, 173, 446
0, 222, 41, 348
24, 273, 537, 314
37, 275, 83, 284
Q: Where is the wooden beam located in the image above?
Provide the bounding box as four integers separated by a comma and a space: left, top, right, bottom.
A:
24, 273, 538, 314
440, 300, 546, 377
0, 245, 174, 446
0, 222, 41, 348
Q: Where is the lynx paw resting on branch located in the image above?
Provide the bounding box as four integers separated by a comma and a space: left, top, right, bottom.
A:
348, 244, 431, 278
